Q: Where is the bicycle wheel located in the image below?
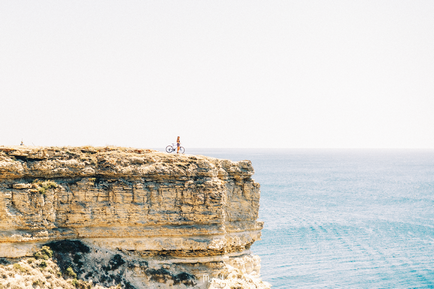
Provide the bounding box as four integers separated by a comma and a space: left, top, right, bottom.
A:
166, 145, 173, 153
179, 146, 185, 154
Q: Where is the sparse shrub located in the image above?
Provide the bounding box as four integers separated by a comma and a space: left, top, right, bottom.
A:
38, 187, 47, 194
32, 280, 40, 286
34, 180, 58, 194
40, 261, 47, 268
57, 271, 62, 277
13, 263, 28, 273
34, 251, 42, 259
43, 180, 57, 189
65, 266, 77, 279
41, 246, 53, 258
34, 246, 53, 260
27, 258, 35, 264
71, 279, 93, 289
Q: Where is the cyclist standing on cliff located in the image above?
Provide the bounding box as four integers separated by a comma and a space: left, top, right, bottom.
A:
176, 136, 181, 154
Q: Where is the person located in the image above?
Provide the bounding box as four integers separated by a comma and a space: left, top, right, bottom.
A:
176, 136, 181, 154
20, 140, 24, 146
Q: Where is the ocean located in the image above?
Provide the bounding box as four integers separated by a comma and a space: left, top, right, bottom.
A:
187, 149, 434, 288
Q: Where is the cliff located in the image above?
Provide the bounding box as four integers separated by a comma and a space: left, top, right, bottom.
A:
0, 146, 269, 288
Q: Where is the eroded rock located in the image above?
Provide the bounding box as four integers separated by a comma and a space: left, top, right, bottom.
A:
0, 146, 269, 288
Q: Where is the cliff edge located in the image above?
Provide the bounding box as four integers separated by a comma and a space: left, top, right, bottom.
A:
0, 146, 269, 288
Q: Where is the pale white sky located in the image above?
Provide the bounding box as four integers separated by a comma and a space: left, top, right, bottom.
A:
1, 1, 433, 149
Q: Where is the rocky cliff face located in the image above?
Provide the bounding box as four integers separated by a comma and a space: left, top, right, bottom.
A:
0, 146, 269, 288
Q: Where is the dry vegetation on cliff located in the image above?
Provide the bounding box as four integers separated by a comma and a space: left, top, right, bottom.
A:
0, 247, 118, 289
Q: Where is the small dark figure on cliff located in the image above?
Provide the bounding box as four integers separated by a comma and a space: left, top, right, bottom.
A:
20, 141, 24, 146
177, 136, 181, 154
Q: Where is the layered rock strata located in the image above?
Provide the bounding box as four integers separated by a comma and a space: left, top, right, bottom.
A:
0, 146, 269, 288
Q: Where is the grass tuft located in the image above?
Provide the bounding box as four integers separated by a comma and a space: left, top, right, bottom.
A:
34, 180, 58, 195
12, 263, 28, 273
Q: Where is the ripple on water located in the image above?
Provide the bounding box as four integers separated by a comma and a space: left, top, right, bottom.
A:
189, 149, 434, 288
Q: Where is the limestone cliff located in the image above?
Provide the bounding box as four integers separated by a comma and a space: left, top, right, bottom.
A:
0, 146, 269, 288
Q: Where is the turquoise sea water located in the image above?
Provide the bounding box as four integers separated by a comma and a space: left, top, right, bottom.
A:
187, 149, 434, 288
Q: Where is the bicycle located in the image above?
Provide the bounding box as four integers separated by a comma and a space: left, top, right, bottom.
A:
166, 143, 185, 154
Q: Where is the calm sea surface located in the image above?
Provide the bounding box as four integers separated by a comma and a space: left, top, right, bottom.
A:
186, 149, 434, 288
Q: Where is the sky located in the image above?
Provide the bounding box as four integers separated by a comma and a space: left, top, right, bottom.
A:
1, 1, 433, 149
